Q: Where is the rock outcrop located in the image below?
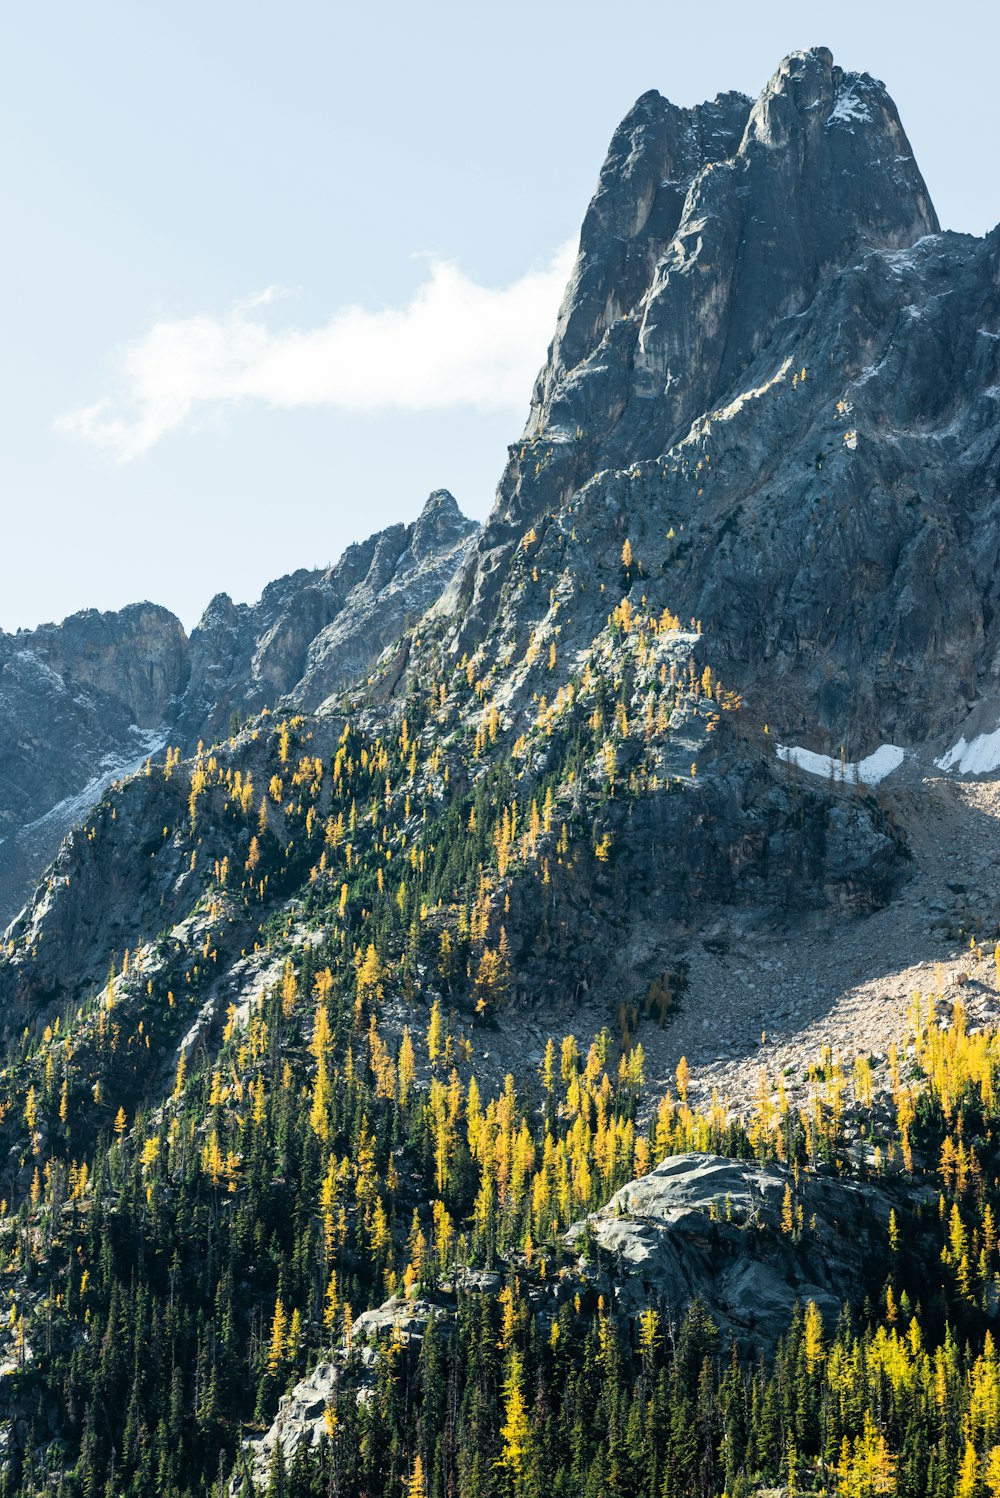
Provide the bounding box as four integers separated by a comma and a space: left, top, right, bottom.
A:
239, 1296, 449, 1486
567, 1151, 910, 1350
175, 489, 477, 745
242, 1151, 917, 1484
0, 605, 187, 930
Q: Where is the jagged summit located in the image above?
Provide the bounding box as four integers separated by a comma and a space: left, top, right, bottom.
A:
410, 487, 473, 557
441, 50, 1000, 767
418, 486, 462, 518
745, 46, 915, 147
536, 47, 935, 439
532, 45, 937, 464
539, 85, 753, 394
447, 51, 942, 669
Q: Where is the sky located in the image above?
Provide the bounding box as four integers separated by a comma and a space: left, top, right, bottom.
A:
3, 0, 999, 634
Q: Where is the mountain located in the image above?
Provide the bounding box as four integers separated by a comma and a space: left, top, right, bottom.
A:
1, 46, 1000, 1498
0, 489, 478, 927
446, 46, 998, 755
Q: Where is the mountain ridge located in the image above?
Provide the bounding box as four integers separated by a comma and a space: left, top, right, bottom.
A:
0, 489, 478, 927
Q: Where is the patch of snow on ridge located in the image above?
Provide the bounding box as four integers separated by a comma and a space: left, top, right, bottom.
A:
828, 84, 872, 127
776, 743, 905, 786
936, 725, 1000, 776
3, 729, 169, 941
17, 729, 167, 844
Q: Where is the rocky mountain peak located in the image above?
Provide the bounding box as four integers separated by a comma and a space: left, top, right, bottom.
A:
410, 487, 477, 559
530, 45, 938, 461
445, 49, 961, 740
742, 45, 852, 147
538, 85, 752, 394
418, 486, 462, 520
10, 601, 189, 729
739, 47, 937, 240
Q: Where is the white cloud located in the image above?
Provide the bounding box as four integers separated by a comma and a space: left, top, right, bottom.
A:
56, 243, 576, 461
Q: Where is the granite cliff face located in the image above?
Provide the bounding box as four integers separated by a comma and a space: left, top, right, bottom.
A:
535, 49, 935, 456
0, 491, 477, 926
443, 47, 1000, 757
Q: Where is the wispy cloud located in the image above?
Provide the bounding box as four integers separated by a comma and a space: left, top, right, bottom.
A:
56, 243, 576, 461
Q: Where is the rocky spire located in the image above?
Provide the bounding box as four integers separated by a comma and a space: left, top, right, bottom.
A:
448, 48, 942, 655
410, 488, 477, 559
532, 46, 939, 460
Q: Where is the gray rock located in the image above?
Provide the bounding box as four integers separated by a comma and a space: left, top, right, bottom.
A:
242, 1154, 913, 1487
0, 604, 187, 927
240, 1296, 447, 1487
567, 1151, 903, 1349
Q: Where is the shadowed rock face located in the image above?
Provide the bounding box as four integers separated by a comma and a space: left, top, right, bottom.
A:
0, 604, 189, 922
441, 48, 1000, 756
535, 49, 935, 456
0, 492, 478, 926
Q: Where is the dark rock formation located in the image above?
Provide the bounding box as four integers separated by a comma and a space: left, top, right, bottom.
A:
0, 604, 188, 929
499, 735, 900, 1013
174, 489, 477, 744
536, 49, 935, 459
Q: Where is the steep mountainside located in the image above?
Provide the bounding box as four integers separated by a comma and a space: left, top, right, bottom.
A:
1, 45, 1000, 1498
0, 490, 477, 927
444, 46, 999, 755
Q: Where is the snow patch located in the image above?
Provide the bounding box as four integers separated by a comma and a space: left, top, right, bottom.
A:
828, 85, 872, 127
936, 726, 1000, 776
882, 238, 939, 275
776, 743, 905, 786
16, 728, 167, 846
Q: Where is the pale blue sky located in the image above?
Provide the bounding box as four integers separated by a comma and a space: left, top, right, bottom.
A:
3, 0, 998, 633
